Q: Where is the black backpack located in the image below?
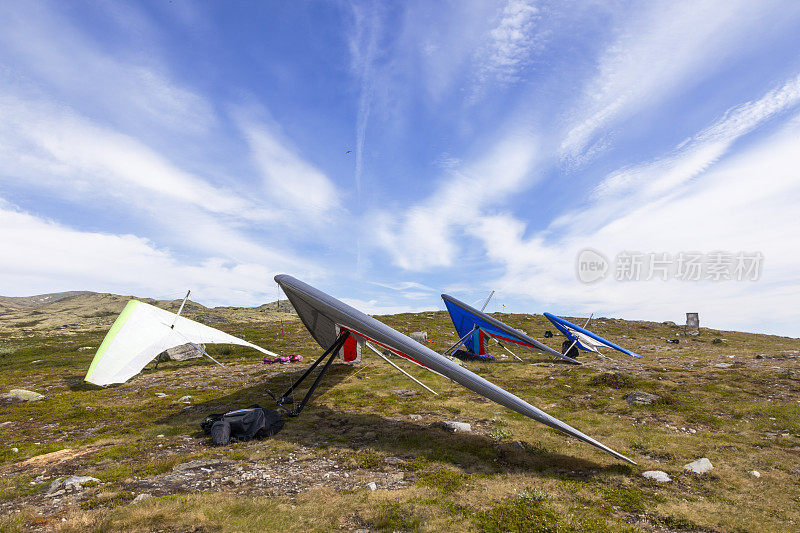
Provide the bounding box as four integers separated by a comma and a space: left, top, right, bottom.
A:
201, 405, 284, 446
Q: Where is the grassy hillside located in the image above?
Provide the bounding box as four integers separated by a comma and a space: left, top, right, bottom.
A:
0, 298, 798, 532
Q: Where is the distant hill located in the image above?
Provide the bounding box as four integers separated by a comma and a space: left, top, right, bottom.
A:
0, 291, 94, 310
0, 291, 296, 338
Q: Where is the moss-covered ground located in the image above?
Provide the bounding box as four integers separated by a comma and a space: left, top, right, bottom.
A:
1, 307, 798, 532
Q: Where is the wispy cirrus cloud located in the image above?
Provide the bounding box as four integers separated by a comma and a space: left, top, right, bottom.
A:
0, 96, 269, 222
470, 75, 800, 334
236, 115, 341, 217
346, 0, 383, 195
476, 0, 543, 85
371, 130, 540, 270
560, 0, 800, 165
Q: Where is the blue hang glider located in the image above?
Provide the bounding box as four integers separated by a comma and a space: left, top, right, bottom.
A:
544, 313, 640, 358
441, 294, 579, 364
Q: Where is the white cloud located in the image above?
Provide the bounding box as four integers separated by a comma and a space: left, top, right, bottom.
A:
372, 131, 540, 270
560, 0, 800, 164
477, 0, 542, 84
0, 96, 270, 221
370, 281, 437, 292
0, 1, 216, 137
340, 298, 435, 316
237, 117, 340, 217
469, 83, 800, 335
0, 202, 289, 306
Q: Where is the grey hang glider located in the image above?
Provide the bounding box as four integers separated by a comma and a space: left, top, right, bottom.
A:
441, 293, 579, 364
273, 274, 635, 465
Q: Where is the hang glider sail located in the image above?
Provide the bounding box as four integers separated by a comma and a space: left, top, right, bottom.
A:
442, 294, 579, 364
544, 313, 640, 357
274, 274, 635, 464
85, 300, 279, 386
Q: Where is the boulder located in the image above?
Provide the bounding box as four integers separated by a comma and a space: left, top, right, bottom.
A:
194, 314, 228, 326
157, 343, 205, 362
366, 482, 377, 491
131, 493, 153, 504
714, 363, 732, 368
712, 338, 723, 344
684, 458, 713, 474
625, 392, 660, 405
749, 470, 761, 478
392, 389, 419, 398
409, 331, 428, 343
3, 389, 45, 402
643, 470, 671, 482
439, 421, 471, 433
46, 475, 99, 495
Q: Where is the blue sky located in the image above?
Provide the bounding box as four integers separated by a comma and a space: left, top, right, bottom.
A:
2, 0, 800, 336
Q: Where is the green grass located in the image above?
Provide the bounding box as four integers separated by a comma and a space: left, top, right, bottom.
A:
474, 495, 561, 533
0, 310, 799, 532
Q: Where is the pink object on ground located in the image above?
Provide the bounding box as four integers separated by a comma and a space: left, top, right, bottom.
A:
290, 355, 303, 362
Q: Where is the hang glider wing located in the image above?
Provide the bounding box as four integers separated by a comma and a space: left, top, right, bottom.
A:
275, 274, 635, 464
85, 300, 279, 386
442, 294, 579, 364
544, 313, 640, 357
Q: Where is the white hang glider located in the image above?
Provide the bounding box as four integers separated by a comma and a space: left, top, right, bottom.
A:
85, 292, 279, 386
272, 274, 635, 465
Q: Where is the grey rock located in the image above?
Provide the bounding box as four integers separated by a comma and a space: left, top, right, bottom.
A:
684, 457, 714, 474
157, 343, 206, 362
439, 421, 472, 433
131, 493, 153, 504
174, 459, 224, 472
749, 470, 761, 478
714, 363, 732, 368
0, 421, 14, 429
178, 395, 193, 403
194, 314, 228, 325
409, 331, 428, 343
366, 482, 377, 491
712, 338, 723, 344
47, 476, 99, 495
393, 389, 419, 397
155, 392, 168, 398
408, 414, 423, 421
625, 392, 660, 405
385, 457, 405, 465
3, 389, 45, 402
643, 470, 671, 482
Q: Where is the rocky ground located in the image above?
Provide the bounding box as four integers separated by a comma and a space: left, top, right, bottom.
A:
0, 292, 798, 532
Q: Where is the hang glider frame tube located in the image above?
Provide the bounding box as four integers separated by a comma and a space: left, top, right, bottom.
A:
443, 326, 479, 357
267, 330, 351, 417
275, 275, 636, 465
366, 342, 438, 395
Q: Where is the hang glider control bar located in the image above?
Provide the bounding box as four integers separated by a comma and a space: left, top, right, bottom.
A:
267, 330, 350, 417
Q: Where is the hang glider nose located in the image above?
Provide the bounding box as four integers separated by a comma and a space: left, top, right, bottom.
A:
274, 274, 635, 465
